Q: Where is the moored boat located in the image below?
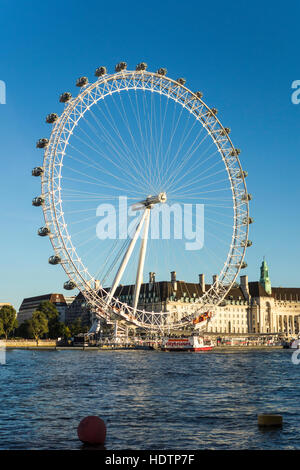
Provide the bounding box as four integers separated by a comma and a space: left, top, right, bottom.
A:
161, 336, 213, 352
282, 335, 300, 349
289, 337, 300, 349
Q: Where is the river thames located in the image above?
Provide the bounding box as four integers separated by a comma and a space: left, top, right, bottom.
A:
0, 349, 299, 450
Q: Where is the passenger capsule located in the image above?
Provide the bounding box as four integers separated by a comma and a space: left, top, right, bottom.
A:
220, 127, 230, 136
95, 66, 107, 77
32, 196, 44, 207
136, 62, 147, 71
36, 138, 49, 149
59, 92, 72, 103
48, 255, 61, 265
241, 239, 253, 247
76, 76, 88, 87
240, 262, 248, 269
195, 91, 203, 99
243, 217, 254, 225
157, 68, 167, 76
237, 170, 248, 178
176, 78, 186, 85
38, 226, 50, 237
32, 166, 44, 177
210, 108, 218, 115
115, 62, 127, 72
242, 193, 252, 201
230, 148, 241, 156
45, 113, 58, 124
64, 280, 76, 290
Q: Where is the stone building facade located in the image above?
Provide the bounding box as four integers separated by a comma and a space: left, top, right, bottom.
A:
198, 260, 300, 335
65, 295, 93, 326
66, 259, 300, 335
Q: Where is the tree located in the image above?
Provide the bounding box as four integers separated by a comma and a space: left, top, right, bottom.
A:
50, 321, 69, 339
38, 301, 59, 321
28, 311, 48, 346
15, 320, 33, 339
68, 318, 89, 336
64, 326, 71, 338
0, 305, 18, 340
38, 301, 61, 339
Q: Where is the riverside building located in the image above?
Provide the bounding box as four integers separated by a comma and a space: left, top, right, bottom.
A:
17, 293, 75, 324
67, 259, 300, 335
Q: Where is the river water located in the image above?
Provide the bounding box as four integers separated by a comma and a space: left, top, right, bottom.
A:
0, 348, 299, 450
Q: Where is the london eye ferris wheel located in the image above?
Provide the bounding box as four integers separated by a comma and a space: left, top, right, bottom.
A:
32, 61, 252, 332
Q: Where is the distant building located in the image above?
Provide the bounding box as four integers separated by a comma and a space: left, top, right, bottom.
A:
62, 259, 300, 335
18, 294, 70, 324
246, 259, 300, 335
62, 296, 77, 322
65, 295, 92, 326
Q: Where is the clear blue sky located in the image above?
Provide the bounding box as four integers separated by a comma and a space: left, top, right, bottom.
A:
1, 0, 300, 310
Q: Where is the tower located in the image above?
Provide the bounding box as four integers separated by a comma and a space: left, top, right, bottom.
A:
259, 258, 272, 295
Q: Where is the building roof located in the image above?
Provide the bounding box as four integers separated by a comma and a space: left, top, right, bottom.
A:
248, 281, 271, 298
224, 285, 247, 301
19, 293, 66, 311
271, 287, 300, 301
72, 280, 247, 304
70, 280, 300, 308
248, 282, 300, 301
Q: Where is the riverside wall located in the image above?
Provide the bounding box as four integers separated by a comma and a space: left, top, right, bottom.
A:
5, 339, 56, 348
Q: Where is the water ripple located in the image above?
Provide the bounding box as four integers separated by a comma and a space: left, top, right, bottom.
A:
0, 349, 299, 449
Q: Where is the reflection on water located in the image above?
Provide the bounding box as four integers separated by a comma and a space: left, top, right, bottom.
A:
0, 349, 298, 449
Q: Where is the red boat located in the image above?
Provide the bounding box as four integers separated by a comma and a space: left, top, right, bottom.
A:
161, 336, 213, 352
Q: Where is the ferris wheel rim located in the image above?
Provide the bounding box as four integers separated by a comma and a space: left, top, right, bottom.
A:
40, 68, 250, 330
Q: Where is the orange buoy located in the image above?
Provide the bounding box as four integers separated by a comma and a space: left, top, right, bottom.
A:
77, 416, 107, 444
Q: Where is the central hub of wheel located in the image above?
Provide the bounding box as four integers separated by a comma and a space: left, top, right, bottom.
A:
140, 192, 167, 207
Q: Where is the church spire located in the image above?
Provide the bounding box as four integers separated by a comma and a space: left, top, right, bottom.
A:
259, 258, 272, 294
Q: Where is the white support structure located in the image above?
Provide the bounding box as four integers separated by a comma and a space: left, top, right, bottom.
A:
114, 321, 118, 340
106, 209, 148, 305
106, 194, 164, 312
88, 316, 101, 335
132, 208, 151, 313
